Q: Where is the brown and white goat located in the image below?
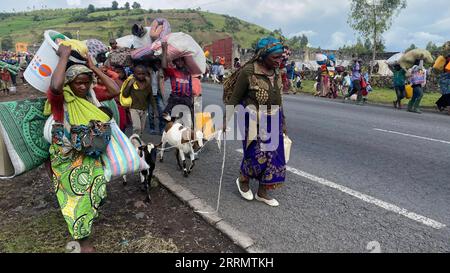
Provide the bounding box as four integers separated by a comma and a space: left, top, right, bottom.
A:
159, 116, 204, 177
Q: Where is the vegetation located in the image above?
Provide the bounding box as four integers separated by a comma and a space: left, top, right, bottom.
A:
0, 8, 271, 49
298, 80, 440, 108
348, 0, 407, 74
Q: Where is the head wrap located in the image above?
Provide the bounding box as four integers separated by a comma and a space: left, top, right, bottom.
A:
65, 65, 93, 85
256, 37, 284, 58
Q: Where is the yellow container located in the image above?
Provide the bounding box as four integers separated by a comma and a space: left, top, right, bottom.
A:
195, 112, 215, 140
433, 55, 446, 71
405, 84, 413, 99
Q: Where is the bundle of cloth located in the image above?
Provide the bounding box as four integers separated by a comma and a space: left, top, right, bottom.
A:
399, 49, 434, 69
131, 18, 171, 59
50, 33, 89, 64
85, 39, 109, 61
0, 60, 19, 75
151, 32, 207, 74
149, 18, 171, 42
386, 52, 404, 66
0, 98, 50, 178
116, 23, 158, 49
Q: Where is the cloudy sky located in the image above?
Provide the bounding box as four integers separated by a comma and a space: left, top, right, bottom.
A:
2, 0, 449, 51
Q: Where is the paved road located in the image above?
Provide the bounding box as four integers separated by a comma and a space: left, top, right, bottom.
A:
147, 83, 450, 253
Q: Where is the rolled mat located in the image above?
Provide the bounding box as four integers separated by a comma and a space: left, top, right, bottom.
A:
0, 60, 19, 76
0, 98, 50, 179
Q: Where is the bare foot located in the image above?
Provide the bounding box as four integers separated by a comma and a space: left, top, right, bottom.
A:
79, 239, 96, 253
239, 177, 250, 193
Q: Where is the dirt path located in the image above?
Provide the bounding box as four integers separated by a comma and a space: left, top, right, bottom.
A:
0, 85, 243, 253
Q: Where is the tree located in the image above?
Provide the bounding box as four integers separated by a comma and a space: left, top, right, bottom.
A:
132, 2, 141, 9
124, 2, 130, 10
426, 41, 439, 52
87, 4, 95, 13
364, 38, 372, 52
112, 1, 119, 10
339, 38, 369, 56
300, 34, 309, 49
348, 0, 407, 76
406, 44, 417, 52
286, 34, 308, 51
1, 35, 14, 51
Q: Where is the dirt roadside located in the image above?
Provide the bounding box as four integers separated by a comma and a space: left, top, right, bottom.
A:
0, 85, 244, 253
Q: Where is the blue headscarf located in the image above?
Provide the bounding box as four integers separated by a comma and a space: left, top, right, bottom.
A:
256, 37, 284, 58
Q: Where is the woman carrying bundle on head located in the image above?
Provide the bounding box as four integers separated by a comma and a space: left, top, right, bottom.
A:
224, 37, 289, 207
44, 45, 120, 253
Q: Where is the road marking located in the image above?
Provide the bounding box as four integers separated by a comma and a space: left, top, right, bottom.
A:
235, 149, 446, 230
373, 128, 450, 145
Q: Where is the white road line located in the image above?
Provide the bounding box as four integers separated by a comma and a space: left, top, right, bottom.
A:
373, 128, 450, 145
235, 149, 446, 230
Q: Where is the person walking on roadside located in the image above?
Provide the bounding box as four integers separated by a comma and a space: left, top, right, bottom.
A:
148, 59, 166, 135
45, 45, 120, 253
218, 59, 225, 83
161, 41, 194, 128
344, 57, 363, 104
211, 61, 220, 84
392, 64, 407, 109
225, 37, 288, 207
435, 54, 450, 115
407, 60, 427, 114
0, 67, 12, 95
121, 65, 155, 136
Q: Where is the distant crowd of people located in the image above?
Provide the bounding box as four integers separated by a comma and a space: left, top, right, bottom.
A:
0, 51, 32, 95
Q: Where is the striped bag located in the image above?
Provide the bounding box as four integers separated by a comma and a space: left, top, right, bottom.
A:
101, 120, 145, 181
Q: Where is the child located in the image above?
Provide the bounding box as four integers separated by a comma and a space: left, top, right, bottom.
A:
1, 68, 11, 95
342, 72, 352, 97
121, 65, 155, 136
392, 64, 406, 109
161, 41, 194, 128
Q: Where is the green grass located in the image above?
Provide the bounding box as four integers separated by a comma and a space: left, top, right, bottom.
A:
0, 209, 179, 253
0, 9, 271, 50
0, 211, 69, 253
297, 80, 441, 108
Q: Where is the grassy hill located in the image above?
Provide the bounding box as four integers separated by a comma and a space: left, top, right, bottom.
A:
0, 8, 272, 50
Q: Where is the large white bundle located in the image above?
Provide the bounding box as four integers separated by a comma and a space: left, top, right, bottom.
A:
399, 49, 434, 69
386, 52, 403, 65
152, 32, 206, 74
116, 29, 152, 49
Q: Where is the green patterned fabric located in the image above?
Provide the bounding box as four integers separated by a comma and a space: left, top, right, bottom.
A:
0, 98, 50, 176
100, 98, 121, 125
50, 143, 107, 240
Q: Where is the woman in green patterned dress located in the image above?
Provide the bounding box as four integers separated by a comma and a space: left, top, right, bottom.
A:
45, 45, 119, 252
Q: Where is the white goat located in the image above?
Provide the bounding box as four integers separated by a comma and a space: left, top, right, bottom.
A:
159, 117, 204, 177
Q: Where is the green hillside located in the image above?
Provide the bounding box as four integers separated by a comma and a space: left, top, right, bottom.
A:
0, 8, 272, 50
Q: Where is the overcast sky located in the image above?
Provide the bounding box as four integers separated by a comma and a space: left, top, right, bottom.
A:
2, 0, 449, 51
